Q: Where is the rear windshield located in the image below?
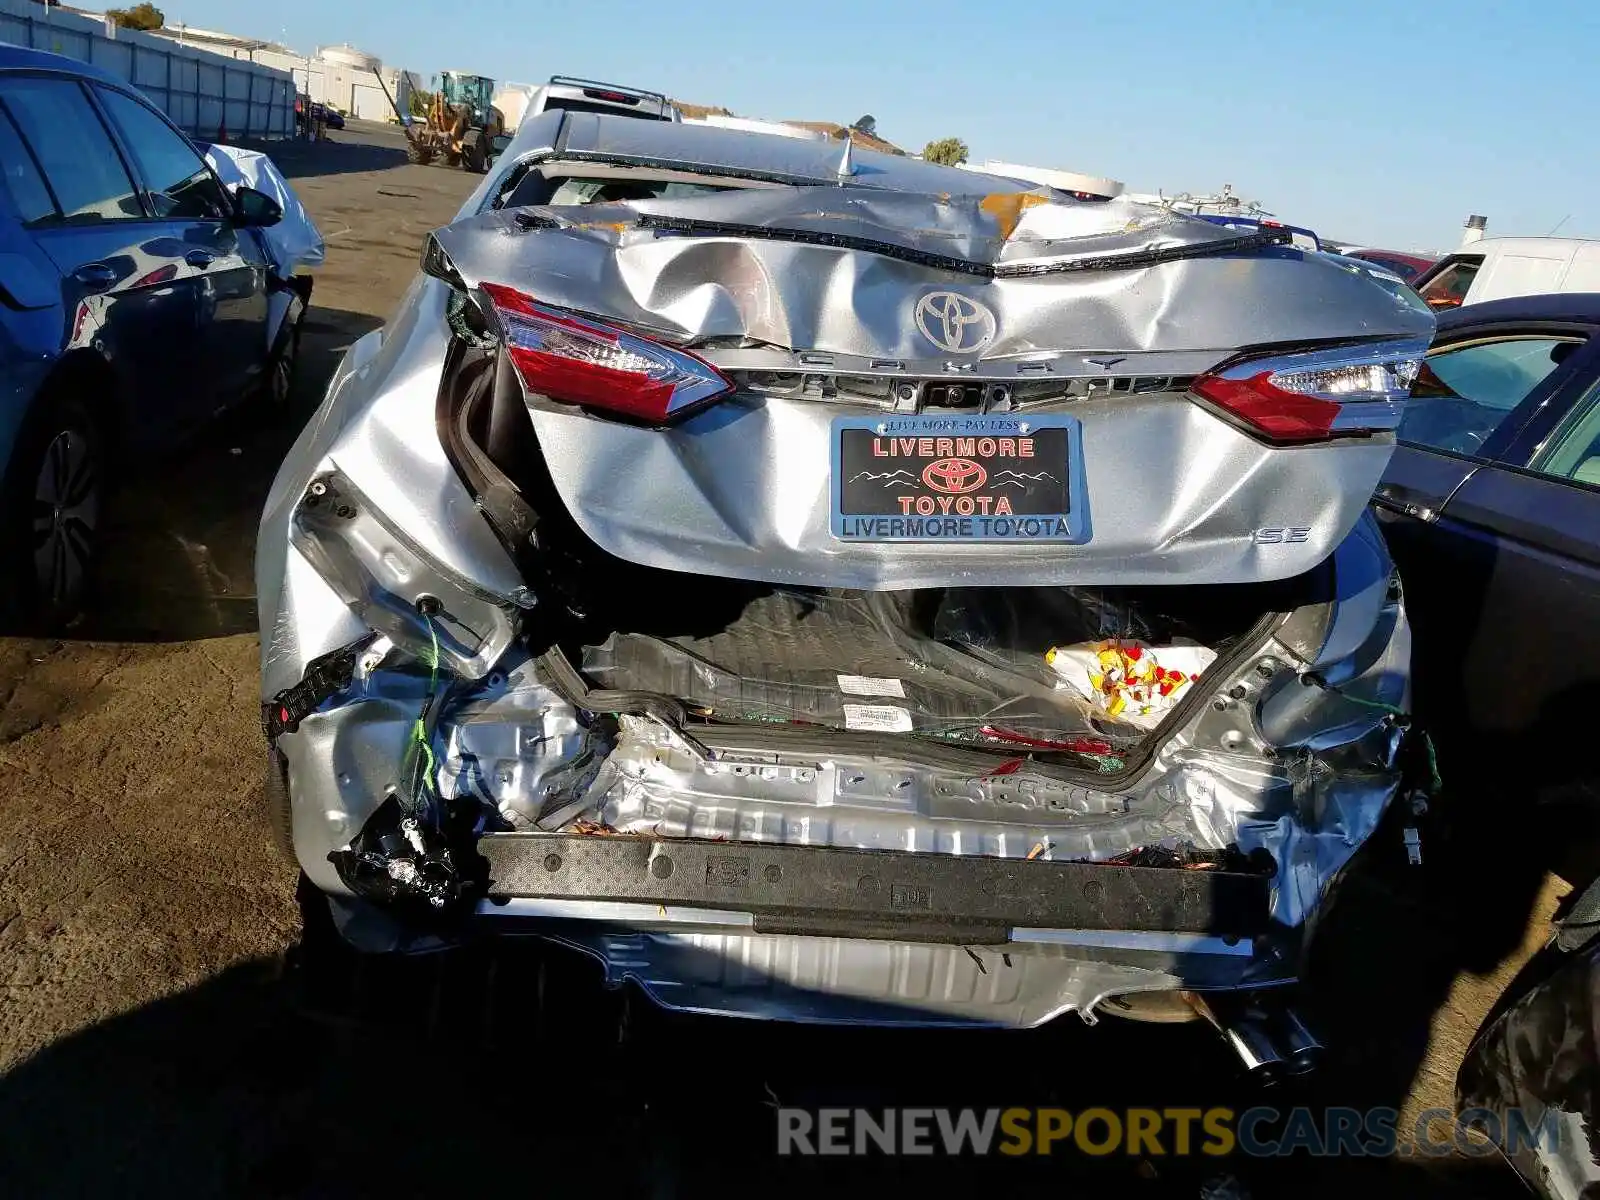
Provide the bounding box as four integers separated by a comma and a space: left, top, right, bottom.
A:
1418, 256, 1483, 309
547, 176, 732, 205
501, 170, 735, 209
541, 96, 671, 121
1354, 253, 1425, 282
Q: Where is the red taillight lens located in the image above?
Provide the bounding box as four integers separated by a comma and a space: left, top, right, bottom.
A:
133, 264, 178, 287
480, 282, 732, 425
1190, 371, 1343, 442
1190, 339, 1427, 444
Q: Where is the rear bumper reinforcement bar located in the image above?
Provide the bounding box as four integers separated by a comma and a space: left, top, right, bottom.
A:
478, 835, 1271, 944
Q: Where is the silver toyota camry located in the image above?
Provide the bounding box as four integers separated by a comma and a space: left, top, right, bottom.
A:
258, 112, 1433, 1060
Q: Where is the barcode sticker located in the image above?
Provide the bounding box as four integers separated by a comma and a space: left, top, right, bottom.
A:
842, 704, 914, 733
837, 675, 906, 698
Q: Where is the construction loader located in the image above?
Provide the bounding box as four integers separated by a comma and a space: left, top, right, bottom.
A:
406, 71, 505, 172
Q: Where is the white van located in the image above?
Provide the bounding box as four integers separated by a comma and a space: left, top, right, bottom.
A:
1415, 237, 1600, 309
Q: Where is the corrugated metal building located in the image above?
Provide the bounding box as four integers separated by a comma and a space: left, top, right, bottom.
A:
0, 0, 295, 138
146, 26, 419, 123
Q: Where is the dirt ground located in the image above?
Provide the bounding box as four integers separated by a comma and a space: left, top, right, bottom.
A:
0, 123, 1571, 1197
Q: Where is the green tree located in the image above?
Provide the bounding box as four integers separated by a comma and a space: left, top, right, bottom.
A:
921, 137, 968, 166
408, 89, 434, 118
107, 2, 164, 30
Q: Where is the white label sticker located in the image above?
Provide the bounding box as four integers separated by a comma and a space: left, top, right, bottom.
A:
842, 704, 914, 733
836, 674, 906, 699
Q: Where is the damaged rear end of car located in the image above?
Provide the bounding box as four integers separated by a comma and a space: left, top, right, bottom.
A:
258, 181, 1432, 1042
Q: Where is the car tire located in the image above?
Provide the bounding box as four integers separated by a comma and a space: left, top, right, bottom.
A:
460, 128, 486, 174
264, 294, 305, 411
0, 391, 104, 631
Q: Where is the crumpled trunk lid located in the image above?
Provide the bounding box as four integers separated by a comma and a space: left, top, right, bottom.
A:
434, 188, 1431, 353
430, 187, 1434, 589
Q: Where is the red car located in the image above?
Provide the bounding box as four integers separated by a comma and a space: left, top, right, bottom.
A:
1339, 247, 1437, 283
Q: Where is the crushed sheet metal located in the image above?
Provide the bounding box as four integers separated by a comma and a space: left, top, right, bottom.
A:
566, 716, 1395, 930
636, 213, 1291, 278
980, 191, 1052, 240
426, 190, 1429, 591
432, 186, 1431, 358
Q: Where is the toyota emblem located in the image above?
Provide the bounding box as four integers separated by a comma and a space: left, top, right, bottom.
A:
921, 457, 988, 495
914, 292, 996, 354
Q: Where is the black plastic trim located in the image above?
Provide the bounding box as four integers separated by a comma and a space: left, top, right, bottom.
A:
634, 214, 1292, 278
480, 834, 1270, 943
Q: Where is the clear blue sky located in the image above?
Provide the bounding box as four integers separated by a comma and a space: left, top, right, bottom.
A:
169, 0, 1595, 251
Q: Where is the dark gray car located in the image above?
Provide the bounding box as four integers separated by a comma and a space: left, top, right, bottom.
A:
1376, 292, 1600, 867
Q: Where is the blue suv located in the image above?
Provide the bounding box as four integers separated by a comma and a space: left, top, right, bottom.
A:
0, 46, 293, 627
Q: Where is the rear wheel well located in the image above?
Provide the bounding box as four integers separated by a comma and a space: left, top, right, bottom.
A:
0, 351, 118, 628
34, 351, 121, 451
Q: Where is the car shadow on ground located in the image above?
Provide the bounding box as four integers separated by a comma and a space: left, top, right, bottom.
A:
63, 306, 384, 644
0, 918, 1528, 1200
227, 128, 412, 180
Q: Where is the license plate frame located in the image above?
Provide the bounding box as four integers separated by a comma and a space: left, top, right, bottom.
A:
829, 412, 1087, 544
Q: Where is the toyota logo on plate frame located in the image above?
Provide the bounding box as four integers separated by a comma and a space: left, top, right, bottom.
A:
914, 292, 997, 354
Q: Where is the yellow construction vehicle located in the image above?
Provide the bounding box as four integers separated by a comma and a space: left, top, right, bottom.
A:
406, 71, 505, 173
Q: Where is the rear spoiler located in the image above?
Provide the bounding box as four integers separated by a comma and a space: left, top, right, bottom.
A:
546, 75, 670, 108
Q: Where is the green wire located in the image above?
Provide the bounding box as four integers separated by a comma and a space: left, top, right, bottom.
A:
1316, 684, 1443, 796
407, 616, 441, 801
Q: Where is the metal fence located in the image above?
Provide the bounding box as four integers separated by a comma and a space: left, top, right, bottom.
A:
0, 5, 293, 140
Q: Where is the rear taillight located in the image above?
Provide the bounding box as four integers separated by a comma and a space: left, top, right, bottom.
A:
133, 264, 178, 287
480, 283, 732, 425
1190, 339, 1426, 443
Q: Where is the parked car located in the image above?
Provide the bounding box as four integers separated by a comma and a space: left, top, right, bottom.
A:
1338, 247, 1436, 283
487, 75, 680, 169
1376, 294, 1600, 872
0, 45, 294, 626
295, 96, 345, 132
258, 112, 1431, 1050
1457, 882, 1600, 1200
517, 75, 679, 124
1371, 292, 1600, 1200
1415, 237, 1600, 310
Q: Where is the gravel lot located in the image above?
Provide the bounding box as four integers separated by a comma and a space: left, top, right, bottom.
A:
0, 123, 1570, 1198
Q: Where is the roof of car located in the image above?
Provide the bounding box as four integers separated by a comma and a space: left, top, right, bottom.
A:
1349, 248, 1435, 267
1448, 236, 1600, 256
1436, 292, 1600, 330
505, 109, 1024, 194
0, 44, 129, 91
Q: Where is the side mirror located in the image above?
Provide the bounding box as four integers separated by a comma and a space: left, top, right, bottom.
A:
233, 186, 283, 229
